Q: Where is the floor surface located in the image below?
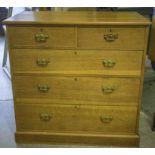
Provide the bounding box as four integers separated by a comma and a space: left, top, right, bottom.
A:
0, 35, 155, 148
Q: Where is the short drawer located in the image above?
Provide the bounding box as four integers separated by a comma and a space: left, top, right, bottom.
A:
15, 104, 137, 134
13, 76, 140, 104
8, 26, 75, 49
12, 49, 142, 73
77, 26, 145, 50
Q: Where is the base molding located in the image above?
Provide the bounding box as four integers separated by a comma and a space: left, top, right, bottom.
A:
15, 132, 140, 147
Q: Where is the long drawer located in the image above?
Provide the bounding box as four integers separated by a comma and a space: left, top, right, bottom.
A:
77, 26, 145, 50
11, 49, 143, 73
8, 26, 75, 49
15, 104, 137, 134
13, 76, 140, 104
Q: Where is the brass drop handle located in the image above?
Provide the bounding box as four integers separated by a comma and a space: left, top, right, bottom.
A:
102, 86, 116, 93
36, 58, 50, 67
100, 116, 113, 123
40, 113, 52, 122
38, 85, 50, 93
102, 59, 116, 68
34, 33, 49, 42
104, 33, 118, 42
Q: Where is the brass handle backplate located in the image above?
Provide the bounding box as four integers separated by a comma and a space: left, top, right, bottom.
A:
104, 33, 118, 42
102, 59, 116, 68
38, 85, 50, 93
100, 116, 113, 123
40, 113, 52, 122
34, 33, 49, 42
102, 86, 116, 93
36, 58, 50, 67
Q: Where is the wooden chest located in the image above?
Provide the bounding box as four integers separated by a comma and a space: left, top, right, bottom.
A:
4, 11, 151, 147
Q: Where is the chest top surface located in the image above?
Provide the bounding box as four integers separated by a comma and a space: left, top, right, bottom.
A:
3, 11, 151, 25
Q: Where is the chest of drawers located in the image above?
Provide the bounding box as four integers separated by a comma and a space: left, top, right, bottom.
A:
4, 11, 151, 147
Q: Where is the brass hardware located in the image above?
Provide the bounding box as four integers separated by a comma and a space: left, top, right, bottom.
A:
38, 85, 50, 93
40, 113, 52, 122
100, 116, 113, 123
102, 86, 116, 93
36, 58, 50, 67
34, 33, 49, 42
102, 59, 116, 68
104, 33, 118, 42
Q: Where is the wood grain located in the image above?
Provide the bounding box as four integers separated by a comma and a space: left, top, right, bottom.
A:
15, 98, 138, 106
12, 70, 141, 77
13, 76, 140, 103
135, 27, 150, 134
3, 11, 150, 25
8, 26, 76, 49
11, 49, 143, 72
4, 11, 151, 147
15, 131, 140, 147
77, 26, 145, 50
15, 104, 137, 134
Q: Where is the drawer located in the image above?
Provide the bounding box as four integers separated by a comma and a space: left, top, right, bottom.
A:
15, 104, 137, 134
14, 76, 140, 104
12, 49, 143, 73
77, 26, 145, 50
8, 26, 75, 49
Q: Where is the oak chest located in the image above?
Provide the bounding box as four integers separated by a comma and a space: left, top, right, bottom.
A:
4, 11, 151, 147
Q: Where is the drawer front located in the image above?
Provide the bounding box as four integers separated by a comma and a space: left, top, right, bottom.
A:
12, 49, 142, 73
13, 76, 140, 104
15, 104, 137, 134
8, 26, 75, 49
77, 26, 145, 50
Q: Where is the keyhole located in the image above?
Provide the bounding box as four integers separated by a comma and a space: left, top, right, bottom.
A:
74, 51, 77, 55
74, 78, 78, 81
109, 28, 112, 32
74, 105, 80, 109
